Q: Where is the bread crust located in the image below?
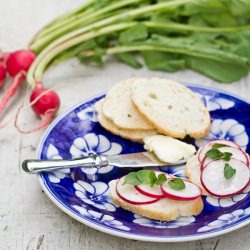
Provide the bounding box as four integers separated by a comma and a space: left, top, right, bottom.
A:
95, 99, 156, 143
102, 78, 153, 130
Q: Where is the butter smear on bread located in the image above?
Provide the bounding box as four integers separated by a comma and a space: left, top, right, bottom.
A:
144, 135, 196, 163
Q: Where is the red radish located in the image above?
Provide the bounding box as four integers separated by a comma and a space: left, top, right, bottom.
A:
135, 171, 169, 198
6, 50, 36, 77
0, 50, 36, 116
0, 63, 6, 88
116, 176, 159, 205
161, 179, 202, 201
198, 139, 240, 162
135, 183, 164, 198
14, 85, 60, 133
201, 158, 250, 198
201, 146, 249, 168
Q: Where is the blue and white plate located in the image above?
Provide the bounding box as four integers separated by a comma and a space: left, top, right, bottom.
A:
38, 84, 250, 242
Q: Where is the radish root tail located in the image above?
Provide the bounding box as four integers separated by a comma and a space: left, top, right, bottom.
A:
0, 71, 25, 117
14, 108, 56, 134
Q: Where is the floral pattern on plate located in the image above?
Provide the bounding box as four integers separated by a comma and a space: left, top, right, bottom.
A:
72, 205, 130, 231
77, 104, 98, 122
133, 214, 195, 228
197, 93, 235, 111
74, 180, 116, 212
198, 208, 250, 233
70, 133, 122, 175
195, 119, 249, 150
46, 144, 70, 183
206, 186, 250, 208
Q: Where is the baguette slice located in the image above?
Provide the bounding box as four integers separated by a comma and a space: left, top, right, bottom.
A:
109, 179, 204, 221
131, 78, 210, 139
185, 155, 210, 196
95, 99, 156, 143
103, 78, 153, 130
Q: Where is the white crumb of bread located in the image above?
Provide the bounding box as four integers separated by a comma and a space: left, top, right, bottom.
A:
131, 77, 211, 139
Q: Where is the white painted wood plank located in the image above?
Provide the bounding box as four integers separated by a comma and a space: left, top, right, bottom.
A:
0, 1, 250, 250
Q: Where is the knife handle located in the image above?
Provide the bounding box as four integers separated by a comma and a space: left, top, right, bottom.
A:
22, 155, 109, 174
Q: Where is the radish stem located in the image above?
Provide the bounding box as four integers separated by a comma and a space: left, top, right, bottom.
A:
27, 0, 193, 86
31, 0, 144, 52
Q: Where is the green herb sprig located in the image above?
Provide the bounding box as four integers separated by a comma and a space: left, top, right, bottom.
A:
168, 178, 186, 190
205, 143, 236, 179
123, 170, 167, 187
123, 170, 186, 191
224, 163, 236, 180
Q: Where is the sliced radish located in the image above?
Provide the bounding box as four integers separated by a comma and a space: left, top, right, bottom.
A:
134, 184, 164, 198
134, 171, 169, 198
201, 158, 250, 198
161, 179, 202, 201
201, 146, 249, 168
198, 139, 240, 162
116, 176, 159, 205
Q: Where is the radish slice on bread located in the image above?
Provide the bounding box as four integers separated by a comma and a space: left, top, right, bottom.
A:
201, 158, 250, 198
135, 171, 169, 198
161, 179, 202, 201
201, 146, 249, 168
198, 139, 240, 162
116, 176, 159, 205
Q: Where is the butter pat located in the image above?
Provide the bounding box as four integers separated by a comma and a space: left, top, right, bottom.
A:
144, 135, 196, 163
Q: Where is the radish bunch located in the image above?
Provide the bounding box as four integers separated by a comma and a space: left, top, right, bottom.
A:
0, 50, 60, 132
197, 139, 250, 198
116, 171, 202, 205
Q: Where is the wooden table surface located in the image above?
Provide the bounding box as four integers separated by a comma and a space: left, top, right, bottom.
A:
0, 1, 250, 249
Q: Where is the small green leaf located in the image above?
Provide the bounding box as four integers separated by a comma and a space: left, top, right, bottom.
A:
123, 172, 142, 185
141, 51, 185, 72
205, 148, 224, 160
116, 52, 142, 69
136, 170, 154, 185
168, 178, 186, 191
155, 174, 167, 185
119, 24, 148, 45
224, 163, 236, 180
212, 143, 228, 149
223, 152, 233, 161
149, 171, 157, 187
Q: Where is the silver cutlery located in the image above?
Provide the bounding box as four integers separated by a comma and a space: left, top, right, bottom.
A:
22, 152, 186, 174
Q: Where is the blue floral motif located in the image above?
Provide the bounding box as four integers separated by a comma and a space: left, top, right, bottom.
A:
195, 119, 249, 150
77, 104, 98, 122
206, 186, 250, 208
46, 144, 70, 183
197, 208, 250, 233
158, 164, 185, 178
70, 133, 122, 174
133, 214, 195, 228
72, 205, 130, 231
74, 180, 117, 212
197, 94, 235, 111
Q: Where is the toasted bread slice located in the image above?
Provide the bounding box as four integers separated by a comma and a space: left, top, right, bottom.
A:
109, 179, 204, 221
95, 99, 156, 143
185, 155, 210, 196
131, 77, 210, 139
102, 78, 153, 130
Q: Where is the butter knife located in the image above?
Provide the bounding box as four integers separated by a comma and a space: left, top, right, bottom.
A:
22, 152, 186, 174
